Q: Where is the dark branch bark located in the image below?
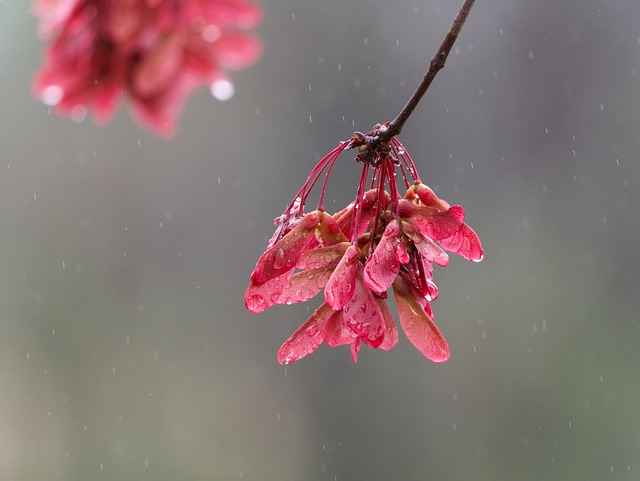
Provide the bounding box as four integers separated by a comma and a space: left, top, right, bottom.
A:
371, 0, 476, 146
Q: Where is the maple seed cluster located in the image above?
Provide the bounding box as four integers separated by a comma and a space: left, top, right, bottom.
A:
245, 123, 483, 364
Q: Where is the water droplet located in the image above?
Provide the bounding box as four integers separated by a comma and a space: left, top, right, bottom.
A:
41, 85, 63, 106
202, 25, 221, 43
306, 325, 319, 337
273, 248, 286, 268
211, 79, 234, 101
246, 294, 265, 312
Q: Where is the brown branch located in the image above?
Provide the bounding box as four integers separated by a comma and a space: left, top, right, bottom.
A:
371, 0, 476, 146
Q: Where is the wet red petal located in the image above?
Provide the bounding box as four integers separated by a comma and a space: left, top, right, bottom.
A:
401, 220, 449, 267
425, 279, 439, 301
363, 220, 403, 293
250, 211, 322, 284
200, 0, 263, 28
296, 243, 349, 270
409, 183, 450, 212
334, 189, 385, 240
392, 277, 450, 363
399, 200, 464, 241
132, 34, 183, 98
278, 268, 332, 305
244, 269, 293, 313
376, 297, 399, 351
342, 267, 385, 348
315, 212, 349, 246
439, 223, 484, 262
322, 308, 357, 347
324, 245, 358, 310
213, 33, 263, 71
277, 303, 333, 364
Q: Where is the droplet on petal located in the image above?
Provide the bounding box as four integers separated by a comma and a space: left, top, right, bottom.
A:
297, 243, 349, 270
202, 25, 221, 43
244, 292, 265, 312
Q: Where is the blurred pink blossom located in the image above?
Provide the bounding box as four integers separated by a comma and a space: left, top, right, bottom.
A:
33, 0, 262, 136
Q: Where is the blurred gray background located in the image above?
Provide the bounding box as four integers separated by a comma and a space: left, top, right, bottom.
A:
1, 0, 639, 479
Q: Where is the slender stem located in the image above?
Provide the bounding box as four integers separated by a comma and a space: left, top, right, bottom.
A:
351, 163, 370, 244
375, 0, 476, 145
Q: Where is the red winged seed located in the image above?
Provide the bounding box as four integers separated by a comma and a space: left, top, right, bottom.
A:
392, 276, 450, 363
413, 183, 450, 212
277, 268, 333, 305
398, 200, 464, 241
277, 303, 334, 364
334, 189, 388, 240
314, 211, 348, 246
244, 269, 293, 313
297, 243, 350, 270
363, 220, 404, 293
322, 307, 357, 347
375, 297, 399, 351
401, 221, 450, 267
342, 266, 386, 348
324, 245, 358, 310
251, 211, 322, 284
439, 223, 484, 262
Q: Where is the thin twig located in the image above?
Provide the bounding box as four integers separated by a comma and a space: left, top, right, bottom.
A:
372, 0, 476, 146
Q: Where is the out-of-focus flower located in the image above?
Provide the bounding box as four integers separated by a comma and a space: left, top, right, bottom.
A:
246, 123, 483, 364
33, 0, 262, 136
